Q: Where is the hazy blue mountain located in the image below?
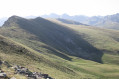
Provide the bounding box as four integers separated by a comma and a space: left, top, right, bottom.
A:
42, 13, 60, 18
56, 18, 88, 25
94, 13, 119, 30
1, 13, 119, 29
41, 13, 119, 30
41, 13, 101, 24
0, 17, 8, 26
41, 13, 90, 24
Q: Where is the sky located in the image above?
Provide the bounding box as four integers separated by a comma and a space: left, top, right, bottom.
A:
0, 0, 119, 18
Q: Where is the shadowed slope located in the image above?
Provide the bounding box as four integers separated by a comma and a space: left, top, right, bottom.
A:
0, 34, 83, 79
1, 16, 119, 79
2, 15, 103, 63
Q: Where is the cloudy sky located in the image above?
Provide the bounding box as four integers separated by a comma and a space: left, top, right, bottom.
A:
0, 0, 119, 17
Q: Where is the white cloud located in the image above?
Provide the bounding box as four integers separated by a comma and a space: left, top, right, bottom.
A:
0, 0, 119, 17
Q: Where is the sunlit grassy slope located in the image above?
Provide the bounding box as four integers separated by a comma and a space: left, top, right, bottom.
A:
0, 16, 119, 79
1, 16, 103, 62
49, 18, 119, 64
0, 34, 96, 79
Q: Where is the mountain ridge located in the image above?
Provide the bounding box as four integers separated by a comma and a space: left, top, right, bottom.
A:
1, 15, 119, 79
41, 13, 119, 30
1, 15, 103, 63
1, 13, 119, 30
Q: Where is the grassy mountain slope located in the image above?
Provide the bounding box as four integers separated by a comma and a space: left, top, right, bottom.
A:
0, 16, 119, 79
49, 18, 119, 64
0, 34, 97, 79
49, 18, 119, 78
1, 15, 103, 63
1, 34, 119, 79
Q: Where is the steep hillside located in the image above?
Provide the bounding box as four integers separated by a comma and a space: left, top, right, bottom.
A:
49, 18, 119, 64
1, 16, 119, 79
1, 15, 103, 63
0, 34, 119, 79
0, 34, 96, 79
0, 34, 61, 78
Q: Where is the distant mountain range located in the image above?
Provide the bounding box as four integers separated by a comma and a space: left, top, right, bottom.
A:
1, 13, 119, 30
42, 13, 119, 30
0, 17, 8, 26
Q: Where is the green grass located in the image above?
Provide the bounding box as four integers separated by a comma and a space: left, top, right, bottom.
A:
49, 18, 119, 54
0, 16, 103, 62
0, 16, 119, 79
1, 35, 119, 79
0, 35, 97, 79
